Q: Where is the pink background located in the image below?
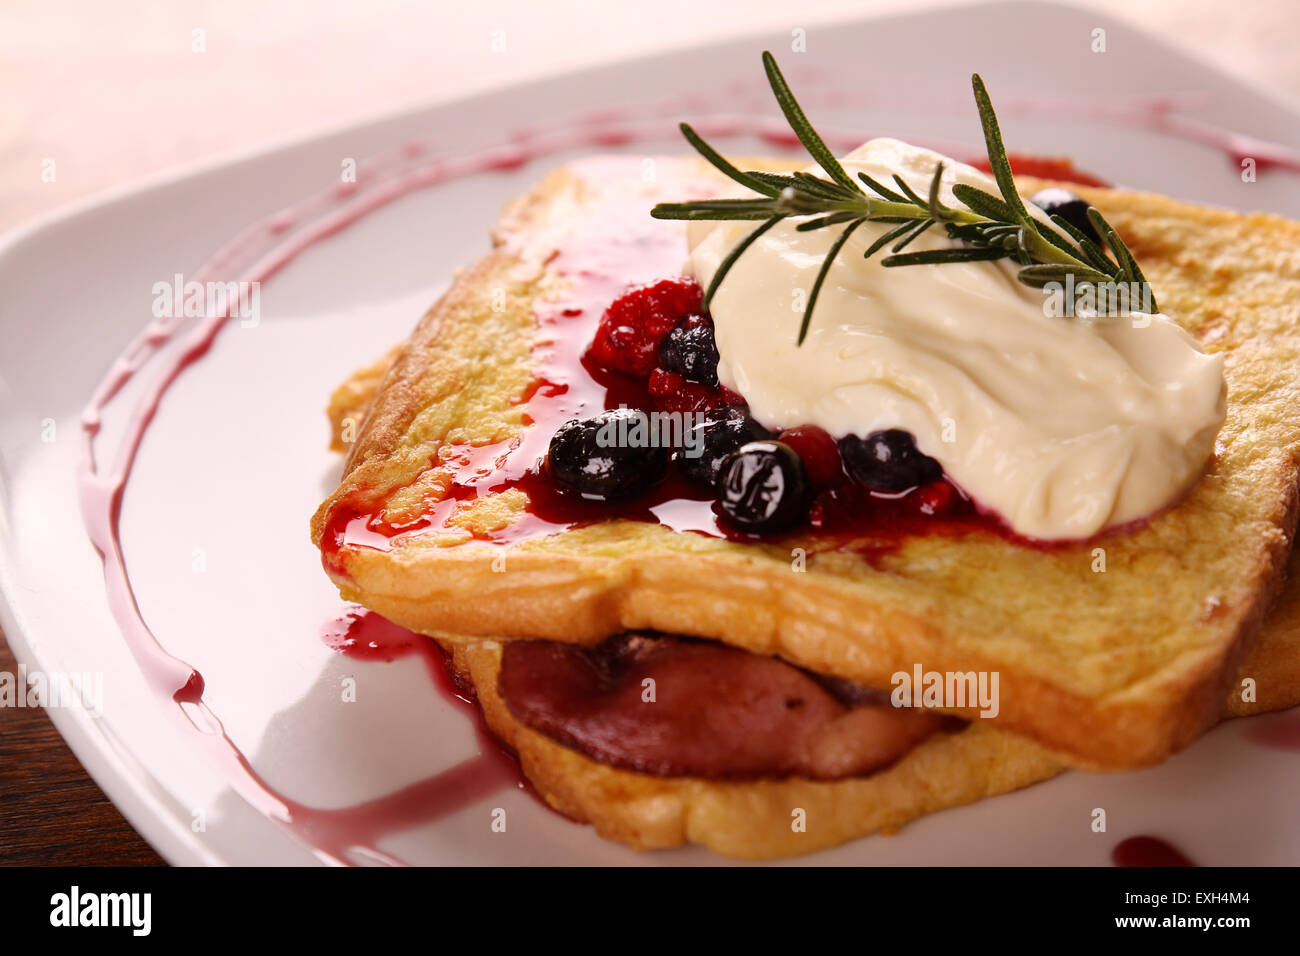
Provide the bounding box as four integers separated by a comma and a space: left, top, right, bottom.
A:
4, 0, 1298, 234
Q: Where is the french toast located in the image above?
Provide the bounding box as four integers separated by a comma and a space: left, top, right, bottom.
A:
311, 154, 1300, 770
321, 354, 1300, 859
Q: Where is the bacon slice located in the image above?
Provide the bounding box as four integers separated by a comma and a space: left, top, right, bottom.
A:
498, 633, 947, 781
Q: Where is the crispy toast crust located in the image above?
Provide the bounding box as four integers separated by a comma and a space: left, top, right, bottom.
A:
312, 157, 1300, 770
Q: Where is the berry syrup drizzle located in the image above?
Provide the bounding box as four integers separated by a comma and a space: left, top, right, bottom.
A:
1112, 835, 1196, 867
76, 87, 1299, 865
1240, 710, 1300, 752
309, 607, 525, 854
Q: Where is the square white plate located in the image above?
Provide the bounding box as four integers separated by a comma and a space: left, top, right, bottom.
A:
3, 0, 1299, 865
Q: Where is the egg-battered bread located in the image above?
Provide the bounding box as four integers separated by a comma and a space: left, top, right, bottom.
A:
311, 156, 1300, 770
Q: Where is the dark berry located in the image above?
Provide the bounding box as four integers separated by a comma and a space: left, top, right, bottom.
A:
776, 425, 843, 489
838, 430, 942, 492
676, 406, 770, 487
585, 278, 703, 376
1030, 188, 1100, 244
716, 440, 811, 534
546, 409, 667, 500
658, 315, 719, 387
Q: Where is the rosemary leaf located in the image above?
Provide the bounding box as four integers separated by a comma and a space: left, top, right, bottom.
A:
679, 123, 780, 198
926, 164, 951, 219
951, 183, 1016, 223
651, 199, 779, 221
1050, 215, 1117, 274
857, 171, 909, 203
970, 74, 1034, 226
882, 248, 1009, 267
761, 51, 856, 191
863, 220, 922, 260
799, 220, 864, 344
1087, 207, 1154, 308
795, 211, 861, 231
1032, 215, 1099, 265
1015, 263, 1114, 287
891, 219, 935, 253
891, 174, 928, 207
793, 171, 857, 198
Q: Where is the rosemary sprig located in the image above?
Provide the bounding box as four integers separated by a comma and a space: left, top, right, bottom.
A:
651, 51, 1155, 344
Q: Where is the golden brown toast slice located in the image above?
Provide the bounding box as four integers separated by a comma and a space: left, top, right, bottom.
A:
312, 155, 1300, 770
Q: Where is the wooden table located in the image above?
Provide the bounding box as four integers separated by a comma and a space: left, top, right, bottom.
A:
0, 639, 162, 865
1, 0, 1294, 866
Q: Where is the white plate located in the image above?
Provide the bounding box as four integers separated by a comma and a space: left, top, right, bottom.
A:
3, 0, 1300, 866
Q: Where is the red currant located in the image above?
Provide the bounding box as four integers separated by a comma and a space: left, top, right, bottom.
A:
777, 425, 843, 489
585, 278, 703, 376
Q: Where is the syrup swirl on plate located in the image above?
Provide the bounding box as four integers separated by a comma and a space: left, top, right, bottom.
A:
1240, 710, 1300, 751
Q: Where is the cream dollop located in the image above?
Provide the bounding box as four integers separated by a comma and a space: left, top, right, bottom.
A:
686, 138, 1225, 540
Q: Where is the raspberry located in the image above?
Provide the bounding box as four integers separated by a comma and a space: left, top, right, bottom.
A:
648, 367, 686, 398
586, 278, 703, 377
649, 368, 745, 414
776, 425, 843, 489
648, 369, 721, 413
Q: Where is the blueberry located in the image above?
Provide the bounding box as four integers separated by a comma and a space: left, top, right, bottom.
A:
715, 440, 811, 534
676, 406, 770, 487
838, 430, 942, 492
546, 409, 668, 500
658, 316, 719, 387
1030, 188, 1100, 245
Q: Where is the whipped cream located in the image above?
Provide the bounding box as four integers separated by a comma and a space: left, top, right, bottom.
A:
685, 138, 1226, 540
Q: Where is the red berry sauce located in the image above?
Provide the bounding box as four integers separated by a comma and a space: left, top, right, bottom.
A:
585, 277, 703, 376
1112, 835, 1196, 867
